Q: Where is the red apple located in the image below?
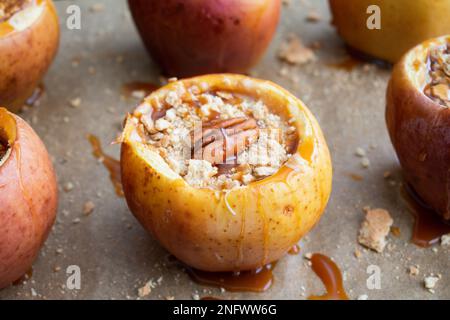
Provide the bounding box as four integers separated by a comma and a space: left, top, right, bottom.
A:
0, 107, 58, 289
128, 0, 281, 77
386, 36, 450, 220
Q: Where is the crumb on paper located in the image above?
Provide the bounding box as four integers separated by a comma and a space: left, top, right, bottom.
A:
69, 98, 81, 108
306, 11, 321, 23
83, 201, 95, 215
361, 157, 370, 168
441, 234, 450, 246
89, 3, 105, 13
63, 182, 74, 192
278, 34, 316, 65
408, 265, 419, 276
358, 208, 393, 253
138, 279, 157, 298
355, 147, 366, 157
424, 275, 440, 293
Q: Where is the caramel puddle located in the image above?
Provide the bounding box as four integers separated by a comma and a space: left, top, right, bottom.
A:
87, 134, 123, 197
308, 253, 349, 300
328, 57, 362, 72
402, 184, 450, 247
186, 262, 276, 293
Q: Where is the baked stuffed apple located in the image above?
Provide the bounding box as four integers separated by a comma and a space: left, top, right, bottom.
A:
0, 108, 58, 289
121, 74, 332, 271
0, 0, 59, 113
128, 0, 281, 77
329, 0, 450, 63
386, 35, 450, 220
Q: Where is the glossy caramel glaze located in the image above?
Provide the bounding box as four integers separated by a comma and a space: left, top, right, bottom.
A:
402, 184, 450, 247
308, 253, 349, 300
88, 134, 123, 197
187, 262, 276, 292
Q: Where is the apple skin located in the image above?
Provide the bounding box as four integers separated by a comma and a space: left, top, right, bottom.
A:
0, 0, 59, 113
386, 36, 450, 220
128, 0, 281, 77
329, 0, 450, 63
0, 108, 58, 289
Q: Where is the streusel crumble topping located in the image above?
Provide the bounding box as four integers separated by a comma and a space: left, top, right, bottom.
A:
424, 43, 450, 108
0, 0, 32, 23
133, 83, 298, 190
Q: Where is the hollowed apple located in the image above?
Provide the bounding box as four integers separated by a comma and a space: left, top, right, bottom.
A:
120, 74, 332, 271
0, 107, 58, 289
0, 0, 59, 113
386, 35, 450, 220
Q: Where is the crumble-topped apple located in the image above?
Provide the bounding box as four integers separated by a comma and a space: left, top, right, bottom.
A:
121, 74, 332, 271
387, 36, 450, 220
0, 0, 59, 112
0, 107, 58, 289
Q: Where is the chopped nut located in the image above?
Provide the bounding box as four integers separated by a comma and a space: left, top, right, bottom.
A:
358, 208, 393, 253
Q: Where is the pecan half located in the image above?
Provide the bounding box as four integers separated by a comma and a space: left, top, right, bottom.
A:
192, 117, 259, 165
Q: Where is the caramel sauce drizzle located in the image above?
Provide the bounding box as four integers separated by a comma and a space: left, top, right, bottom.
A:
308, 253, 349, 300
87, 134, 123, 197
402, 184, 450, 247
186, 262, 277, 293
328, 57, 361, 72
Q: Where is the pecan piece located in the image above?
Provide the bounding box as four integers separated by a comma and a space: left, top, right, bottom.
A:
192, 117, 259, 165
